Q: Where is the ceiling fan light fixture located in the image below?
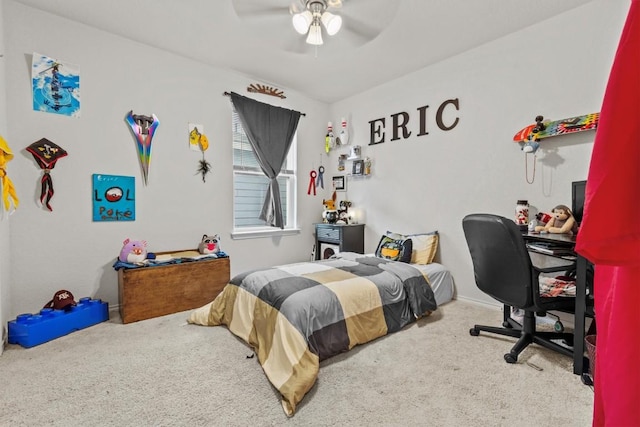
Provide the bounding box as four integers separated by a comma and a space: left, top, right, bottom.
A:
306, 22, 324, 45
321, 12, 342, 36
292, 10, 313, 34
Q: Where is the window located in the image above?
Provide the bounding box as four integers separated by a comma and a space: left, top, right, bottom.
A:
232, 110, 297, 235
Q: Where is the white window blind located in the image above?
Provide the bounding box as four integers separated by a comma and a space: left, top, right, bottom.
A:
232, 110, 296, 229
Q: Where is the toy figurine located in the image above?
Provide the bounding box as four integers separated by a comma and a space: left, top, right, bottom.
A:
534, 205, 578, 234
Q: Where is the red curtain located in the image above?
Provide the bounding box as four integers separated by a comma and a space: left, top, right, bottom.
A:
574, 1, 640, 425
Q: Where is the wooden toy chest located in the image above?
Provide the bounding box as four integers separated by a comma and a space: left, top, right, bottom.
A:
118, 255, 230, 324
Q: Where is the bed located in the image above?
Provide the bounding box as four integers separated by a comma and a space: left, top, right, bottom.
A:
188, 238, 454, 416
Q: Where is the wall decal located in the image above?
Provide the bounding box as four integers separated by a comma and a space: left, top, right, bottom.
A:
368, 98, 460, 145
31, 52, 80, 117
92, 174, 135, 221
247, 83, 286, 99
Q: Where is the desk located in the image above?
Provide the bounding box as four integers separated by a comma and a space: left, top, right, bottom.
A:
523, 232, 593, 383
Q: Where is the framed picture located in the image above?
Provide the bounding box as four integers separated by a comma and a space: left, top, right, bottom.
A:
332, 175, 346, 191
352, 160, 364, 175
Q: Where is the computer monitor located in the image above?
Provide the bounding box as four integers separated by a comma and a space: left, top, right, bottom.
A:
572, 180, 587, 225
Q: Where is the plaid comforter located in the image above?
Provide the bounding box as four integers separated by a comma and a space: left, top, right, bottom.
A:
188, 253, 437, 416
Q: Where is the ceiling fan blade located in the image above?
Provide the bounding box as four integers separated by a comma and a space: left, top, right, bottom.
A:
283, 33, 314, 54
340, 15, 382, 42
289, 0, 306, 15
336, 1, 400, 43
236, 6, 288, 19
232, 0, 293, 19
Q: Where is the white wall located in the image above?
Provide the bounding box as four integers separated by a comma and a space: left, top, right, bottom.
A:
3, 0, 329, 318
329, 0, 628, 305
0, 0, 10, 353
1, 0, 630, 320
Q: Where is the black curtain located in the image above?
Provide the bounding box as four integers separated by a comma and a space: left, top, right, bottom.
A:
230, 92, 301, 229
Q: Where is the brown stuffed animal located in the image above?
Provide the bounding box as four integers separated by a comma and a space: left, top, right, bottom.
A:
534, 205, 578, 234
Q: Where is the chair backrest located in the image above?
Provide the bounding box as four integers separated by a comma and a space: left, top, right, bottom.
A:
462, 213, 533, 308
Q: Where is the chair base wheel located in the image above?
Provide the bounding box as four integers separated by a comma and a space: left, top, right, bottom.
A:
554, 320, 564, 333
504, 353, 518, 364
581, 373, 594, 386
469, 328, 480, 336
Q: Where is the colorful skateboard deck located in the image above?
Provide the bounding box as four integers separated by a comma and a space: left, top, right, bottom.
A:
513, 112, 599, 142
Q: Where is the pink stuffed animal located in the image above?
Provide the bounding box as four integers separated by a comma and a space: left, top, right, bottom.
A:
119, 238, 148, 263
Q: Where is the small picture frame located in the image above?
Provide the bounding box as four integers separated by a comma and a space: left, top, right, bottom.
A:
332, 175, 346, 191
352, 160, 364, 176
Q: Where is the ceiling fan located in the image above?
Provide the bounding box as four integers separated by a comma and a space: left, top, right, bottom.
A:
290, 0, 343, 45
231, 0, 400, 52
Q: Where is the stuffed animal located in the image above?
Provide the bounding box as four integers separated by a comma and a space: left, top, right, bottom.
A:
534, 205, 578, 234
198, 234, 221, 255
119, 238, 148, 263
322, 190, 336, 211
337, 200, 352, 224
322, 190, 338, 223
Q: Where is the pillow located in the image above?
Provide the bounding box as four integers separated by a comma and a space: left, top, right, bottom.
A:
408, 231, 439, 264
375, 233, 413, 263
387, 230, 439, 265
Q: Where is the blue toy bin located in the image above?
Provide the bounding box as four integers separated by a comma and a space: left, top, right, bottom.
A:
8, 297, 109, 348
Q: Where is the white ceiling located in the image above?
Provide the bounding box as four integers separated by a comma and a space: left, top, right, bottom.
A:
13, 0, 592, 103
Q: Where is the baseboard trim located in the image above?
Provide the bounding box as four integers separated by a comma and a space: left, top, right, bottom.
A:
1, 324, 6, 356
455, 295, 502, 310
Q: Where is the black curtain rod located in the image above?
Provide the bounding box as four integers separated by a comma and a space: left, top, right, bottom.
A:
223, 91, 306, 116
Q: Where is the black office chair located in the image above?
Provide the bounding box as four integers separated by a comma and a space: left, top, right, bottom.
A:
462, 213, 576, 363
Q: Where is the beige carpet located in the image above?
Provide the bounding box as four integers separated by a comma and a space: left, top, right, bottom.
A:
0, 300, 593, 426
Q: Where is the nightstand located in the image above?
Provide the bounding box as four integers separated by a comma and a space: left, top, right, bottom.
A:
315, 223, 365, 260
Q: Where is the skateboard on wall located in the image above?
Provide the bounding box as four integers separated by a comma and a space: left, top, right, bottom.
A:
513, 112, 600, 143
